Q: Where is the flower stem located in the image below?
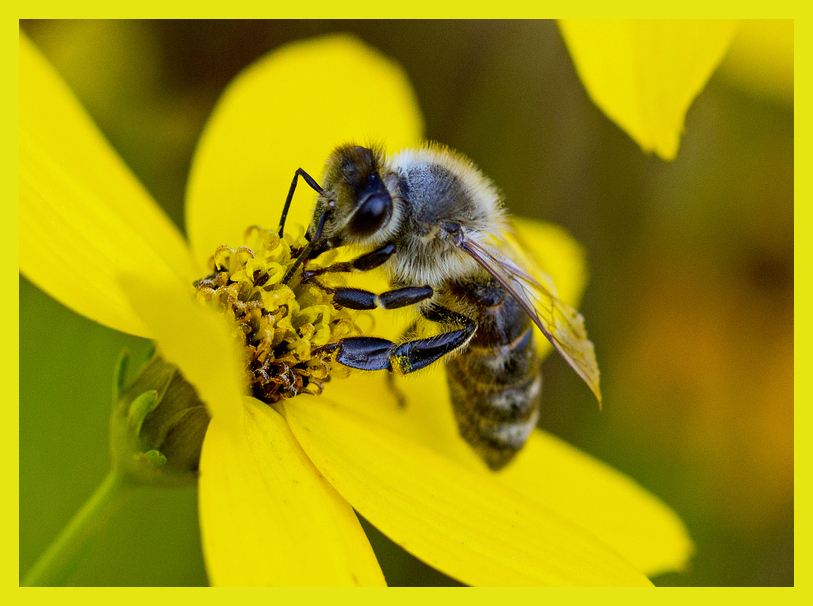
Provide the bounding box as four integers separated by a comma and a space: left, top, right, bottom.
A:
22, 470, 134, 586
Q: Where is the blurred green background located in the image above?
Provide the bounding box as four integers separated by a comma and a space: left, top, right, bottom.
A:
19, 20, 793, 586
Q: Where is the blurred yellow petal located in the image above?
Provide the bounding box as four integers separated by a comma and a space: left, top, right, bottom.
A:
118, 273, 246, 430
19, 32, 197, 338
186, 34, 424, 269
559, 19, 739, 159
717, 19, 793, 106
199, 399, 385, 586
284, 395, 652, 586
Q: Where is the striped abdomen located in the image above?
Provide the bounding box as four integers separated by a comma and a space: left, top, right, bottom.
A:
445, 281, 541, 470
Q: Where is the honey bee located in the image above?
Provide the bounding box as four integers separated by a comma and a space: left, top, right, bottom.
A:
279, 143, 601, 470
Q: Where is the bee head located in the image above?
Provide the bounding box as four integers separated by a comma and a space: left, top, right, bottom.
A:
307, 145, 395, 257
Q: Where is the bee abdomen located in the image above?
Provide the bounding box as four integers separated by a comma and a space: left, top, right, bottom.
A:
446, 326, 541, 470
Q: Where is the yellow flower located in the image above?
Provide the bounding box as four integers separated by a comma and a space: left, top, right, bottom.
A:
20, 30, 692, 585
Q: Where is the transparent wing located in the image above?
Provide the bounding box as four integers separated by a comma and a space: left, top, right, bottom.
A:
458, 225, 602, 405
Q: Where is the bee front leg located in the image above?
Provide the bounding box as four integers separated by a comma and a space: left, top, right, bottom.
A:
303, 242, 397, 277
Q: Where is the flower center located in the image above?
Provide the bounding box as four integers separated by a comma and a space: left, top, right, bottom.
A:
194, 226, 358, 403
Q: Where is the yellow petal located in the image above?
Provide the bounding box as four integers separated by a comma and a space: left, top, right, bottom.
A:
284, 395, 652, 586
499, 431, 694, 577
118, 272, 246, 431
559, 19, 739, 159
19, 32, 197, 338
186, 34, 424, 268
316, 213, 689, 576
199, 399, 385, 586
322, 368, 690, 577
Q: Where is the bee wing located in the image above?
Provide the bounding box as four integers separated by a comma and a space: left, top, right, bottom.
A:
458, 226, 602, 405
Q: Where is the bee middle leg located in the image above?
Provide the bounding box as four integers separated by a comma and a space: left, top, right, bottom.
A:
330, 284, 434, 311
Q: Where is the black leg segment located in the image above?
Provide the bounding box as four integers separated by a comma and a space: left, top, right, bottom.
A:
378, 286, 434, 309
332, 285, 434, 311
303, 242, 397, 279
332, 287, 377, 310
391, 326, 472, 373
392, 304, 476, 373
331, 304, 476, 375
351, 242, 398, 271
334, 337, 394, 371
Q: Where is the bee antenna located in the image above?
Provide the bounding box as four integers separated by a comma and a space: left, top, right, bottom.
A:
282, 208, 330, 284
277, 168, 324, 237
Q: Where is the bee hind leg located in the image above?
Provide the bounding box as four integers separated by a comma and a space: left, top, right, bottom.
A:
327, 304, 476, 375
386, 320, 418, 408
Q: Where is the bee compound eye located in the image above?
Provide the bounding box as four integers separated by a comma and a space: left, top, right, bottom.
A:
349, 192, 392, 237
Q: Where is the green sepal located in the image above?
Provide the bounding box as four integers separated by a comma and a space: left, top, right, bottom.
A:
156, 406, 209, 476
127, 390, 159, 435
138, 449, 168, 471
110, 352, 210, 488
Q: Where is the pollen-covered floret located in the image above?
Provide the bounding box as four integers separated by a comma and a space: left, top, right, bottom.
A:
194, 226, 359, 403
